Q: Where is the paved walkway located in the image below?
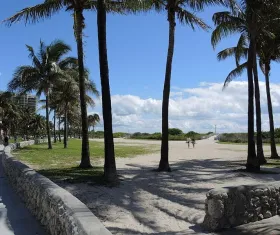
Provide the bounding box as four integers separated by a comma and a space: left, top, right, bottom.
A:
0, 145, 46, 235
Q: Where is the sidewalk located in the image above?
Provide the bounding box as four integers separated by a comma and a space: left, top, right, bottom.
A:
0, 145, 47, 235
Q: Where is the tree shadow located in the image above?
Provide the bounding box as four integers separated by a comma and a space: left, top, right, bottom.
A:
53, 157, 280, 234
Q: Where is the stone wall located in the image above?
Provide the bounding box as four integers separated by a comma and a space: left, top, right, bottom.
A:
2, 142, 112, 235
8, 138, 53, 150
203, 183, 280, 231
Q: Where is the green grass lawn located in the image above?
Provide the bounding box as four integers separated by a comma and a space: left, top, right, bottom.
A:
13, 139, 159, 184
218, 142, 280, 146
265, 158, 280, 168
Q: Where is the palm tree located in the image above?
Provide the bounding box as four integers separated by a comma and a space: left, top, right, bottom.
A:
258, 32, 280, 159
152, 0, 231, 172
97, 0, 118, 180
8, 40, 74, 149
88, 114, 100, 132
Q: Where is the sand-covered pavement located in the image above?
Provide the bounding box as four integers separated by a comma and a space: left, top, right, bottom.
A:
62, 137, 280, 235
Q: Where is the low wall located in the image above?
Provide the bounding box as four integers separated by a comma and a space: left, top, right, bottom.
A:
2, 141, 112, 235
203, 183, 280, 231
8, 138, 53, 150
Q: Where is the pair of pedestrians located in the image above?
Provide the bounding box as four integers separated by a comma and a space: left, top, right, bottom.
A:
186, 138, 196, 148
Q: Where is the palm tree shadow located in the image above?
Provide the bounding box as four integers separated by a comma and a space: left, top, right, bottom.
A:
54, 158, 280, 235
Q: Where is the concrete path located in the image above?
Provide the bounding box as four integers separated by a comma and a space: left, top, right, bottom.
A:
0, 145, 47, 235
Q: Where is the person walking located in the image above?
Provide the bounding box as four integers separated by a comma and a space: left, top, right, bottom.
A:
191, 138, 196, 148
186, 138, 191, 148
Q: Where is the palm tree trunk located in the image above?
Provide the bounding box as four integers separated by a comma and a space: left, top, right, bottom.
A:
158, 0, 175, 172
252, 42, 266, 165
46, 93, 52, 149
64, 109, 68, 149
265, 63, 279, 159
58, 116, 61, 142
97, 0, 117, 182
246, 42, 259, 172
53, 111, 56, 143
74, 9, 91, 168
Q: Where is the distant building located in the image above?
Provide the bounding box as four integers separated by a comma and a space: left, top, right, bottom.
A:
12, 94, 37, 112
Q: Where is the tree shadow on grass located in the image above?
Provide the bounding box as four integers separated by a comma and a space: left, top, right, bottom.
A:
38, 166, 106, 185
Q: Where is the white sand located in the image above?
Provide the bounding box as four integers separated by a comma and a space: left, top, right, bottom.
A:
61, 137, 280, 235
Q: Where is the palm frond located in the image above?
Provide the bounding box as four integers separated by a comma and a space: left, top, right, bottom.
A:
211, 21, 244, 48
217, 47, 236, 61
58, 57, 78, 70
48, 40, 72, 62
9, 66, 40, 93
85, 79, 100, 97
223, 62, 247, 89
3, 0, 64, 26
235, 33, 248, 66
185, 0, 228, 11
26, 44, 42, 69
177, 8, 210, 31
259, 60, 266, 75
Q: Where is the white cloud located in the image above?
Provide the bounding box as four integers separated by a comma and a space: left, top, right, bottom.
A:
93, 81, 280, 133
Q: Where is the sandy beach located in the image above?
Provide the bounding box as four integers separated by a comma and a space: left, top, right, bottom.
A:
61, 137, 280, 235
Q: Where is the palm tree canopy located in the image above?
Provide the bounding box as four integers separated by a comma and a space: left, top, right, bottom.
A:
88, 113, 100, 126
8, 40, 75, 97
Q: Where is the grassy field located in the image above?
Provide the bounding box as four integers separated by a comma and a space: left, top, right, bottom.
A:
265, 159, 280, 168
13, 139, 159, 184
218, 141, 280, 146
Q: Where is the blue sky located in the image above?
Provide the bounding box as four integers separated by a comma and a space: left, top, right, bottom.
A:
1, 1, 280, 133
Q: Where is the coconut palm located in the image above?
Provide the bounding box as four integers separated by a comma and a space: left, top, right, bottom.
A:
150, 0, 232, 172
258, 32, 280, 159
8, 40, 74, 149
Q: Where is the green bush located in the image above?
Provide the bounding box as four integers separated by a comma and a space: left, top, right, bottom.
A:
113, 132, 128, 138
168, 128, 183, 135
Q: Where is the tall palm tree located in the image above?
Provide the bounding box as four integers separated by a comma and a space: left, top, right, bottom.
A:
152, 0, 230, 172
8, 40, 74, 149
258, 32, 280, 159
97, 0, 118, 181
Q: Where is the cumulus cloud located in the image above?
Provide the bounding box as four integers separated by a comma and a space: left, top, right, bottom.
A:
93, 81, 280, 133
